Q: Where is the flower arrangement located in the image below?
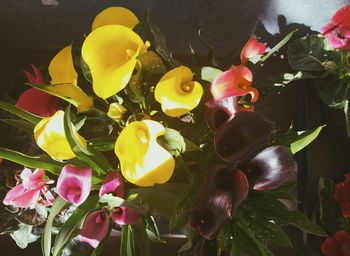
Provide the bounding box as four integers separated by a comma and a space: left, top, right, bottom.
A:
1, 4, 345, 256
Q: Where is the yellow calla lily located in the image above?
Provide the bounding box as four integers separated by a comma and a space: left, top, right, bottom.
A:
34, 110, 86, 160
115, 120, 175, 187
92, 7, 139, 30
107, 102, 127, 121
82, 25, 149, 99
47, 45, 93, 112
154, 66, 203, 117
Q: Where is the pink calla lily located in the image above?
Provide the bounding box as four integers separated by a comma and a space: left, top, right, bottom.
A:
78, 210, 110, 248
57, 165, 92, 205
240, 37, 266, 65
99, 171, 124, 198
111, 206, 141, 225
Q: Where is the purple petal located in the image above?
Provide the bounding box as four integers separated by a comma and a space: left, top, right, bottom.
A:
205, 97, 238, 131
111, 206, 140, 225
57, 165, 92, 205
244, 145, 297, 190
214, 112, 274, 163
78, 210, 109, 248
99, 171, 124, 198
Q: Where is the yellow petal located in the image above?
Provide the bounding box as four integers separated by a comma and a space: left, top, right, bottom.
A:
154, 66, 203, 117
115, 120, 175, 187
92, 7, 139, 30
82, 25, 148, 99
34, 110, 86, 160
107, 102, 127, 121
49, 45, 78, 85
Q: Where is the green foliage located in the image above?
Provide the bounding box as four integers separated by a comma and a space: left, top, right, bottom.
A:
0, 101, 41, 124
121, 225, 135, 256
201, 67, 223, 83
0, 119, 34, 134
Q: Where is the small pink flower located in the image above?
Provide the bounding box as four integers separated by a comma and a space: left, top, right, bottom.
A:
78, 210, 110, 248
57, 165, 92, 205
111, 206, 140, 225
3, 168, 54, 209
240, 37, 266, 65
210, 65, 258, 103
16, 64, 60, 117
99, 171, 125, 198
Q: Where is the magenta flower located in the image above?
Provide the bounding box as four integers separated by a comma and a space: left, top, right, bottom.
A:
16, 65, 60, 117
321, 5, 350, 50
57, 165, 92, 205
78, 210, 109, 248
99, 171, 124, 198
111, 206, 141, 225
3, 168, 54, 209
240, 37, 266, 65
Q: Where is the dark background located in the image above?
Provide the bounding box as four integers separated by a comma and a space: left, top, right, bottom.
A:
0, 0, 350, 255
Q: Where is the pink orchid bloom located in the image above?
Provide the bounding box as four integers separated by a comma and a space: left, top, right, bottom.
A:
210, 65, 259, 103
240, 37, 266, 65
3, 168, 54, 209
111, 206, 141, 225
321, 5, 350, 50
78, 210, 110, 248
16, 64, 60, 117
99, 171, 125, 198
57, 165, 92, 205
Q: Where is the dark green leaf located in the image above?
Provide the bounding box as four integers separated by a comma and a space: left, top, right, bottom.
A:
42, 197, 70, 256
0, 147, 64, 175
91, 221, 113, 256
87, 138, 115, 152
216, 223, 231, 255
121, 225, 135, 256
0, 119, 34, 134
319, 78, 350, 109
0, 101, 41, 124
143, 214, 165, 243
52, 194, 99, 256
132, 222, 150, 256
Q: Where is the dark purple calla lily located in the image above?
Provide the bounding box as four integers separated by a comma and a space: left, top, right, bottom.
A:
205, 97, 238, 131
243, 145, 297, 190
214, 111, 274, 164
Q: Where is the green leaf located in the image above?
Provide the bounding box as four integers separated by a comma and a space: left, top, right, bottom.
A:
319, 177, 350, 233
125, 63, 145, 103
260, 29, 297, 62
52, 194, 99, 256
91, 221, 113, 256
132, 222, 150, 256
157, 128, 186, 155
99, 193, 147, 214
142, 214, 165, 243
0, 147, 64, 175
42, 197, 70, 256
121, 225, 135, 256
80, 57, 93, 83
0, 101, 41, 124
0, 119, 34, 134
216, 224, 231, 255
87, 138, 115, 152
201, 67, 223, 83
290, 125, 326, 154
319, 78, 350, 109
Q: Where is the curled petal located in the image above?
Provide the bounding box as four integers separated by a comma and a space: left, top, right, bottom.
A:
57, 165, 92, 205
205, 97, 238, 131
107, 102, 127, 121
335, 173, 350, 218
78, 210, 109, 248
331, 5, 350, 33
34, 110, 87, 160
92, 7, 139, 30
244, 146, 297, 190
21, 169, 47, 189
240, 37, 266, 65
210, 65, 258, 102
154, 66, 203, 117
49, 45, 77, 85
4, 184, 41, 209
111, 206, 141, 225
188, 188, 232, 240
214, 112, 274, 163
99, 171, 125, 198
82, 25, 148, 99
115, 120, 175, 187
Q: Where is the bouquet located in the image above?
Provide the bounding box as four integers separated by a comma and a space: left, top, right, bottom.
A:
0, 5, 329, 256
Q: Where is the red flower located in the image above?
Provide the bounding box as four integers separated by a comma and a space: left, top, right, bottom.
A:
240, 37, 266, 65
335, 173, 350, 217
321, 230, 350, 256
321, 5, 350, 50
16, 65, 60, 117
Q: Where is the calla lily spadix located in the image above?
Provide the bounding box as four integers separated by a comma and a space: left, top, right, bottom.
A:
92, 6, 139, 30
115, 120, 175, 187
154, 66, 203, 117
82, 25, 149, 99
34, 110, 87, 160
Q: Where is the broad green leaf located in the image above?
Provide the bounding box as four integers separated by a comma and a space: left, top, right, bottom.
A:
290, 125, 326, 154
201, 67, 223, 83
0, 119, 34, 134
0, 147, 64, 175
0, 101, 41, 124
318, 177, 350, 233
157, 128, 186, 155
52, 194, 99, 256
42, 197, 70, 256
319, 78, 350, 109
260, 29, 297, 62
121, 225, 135, 256
132, 222, 150, 256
